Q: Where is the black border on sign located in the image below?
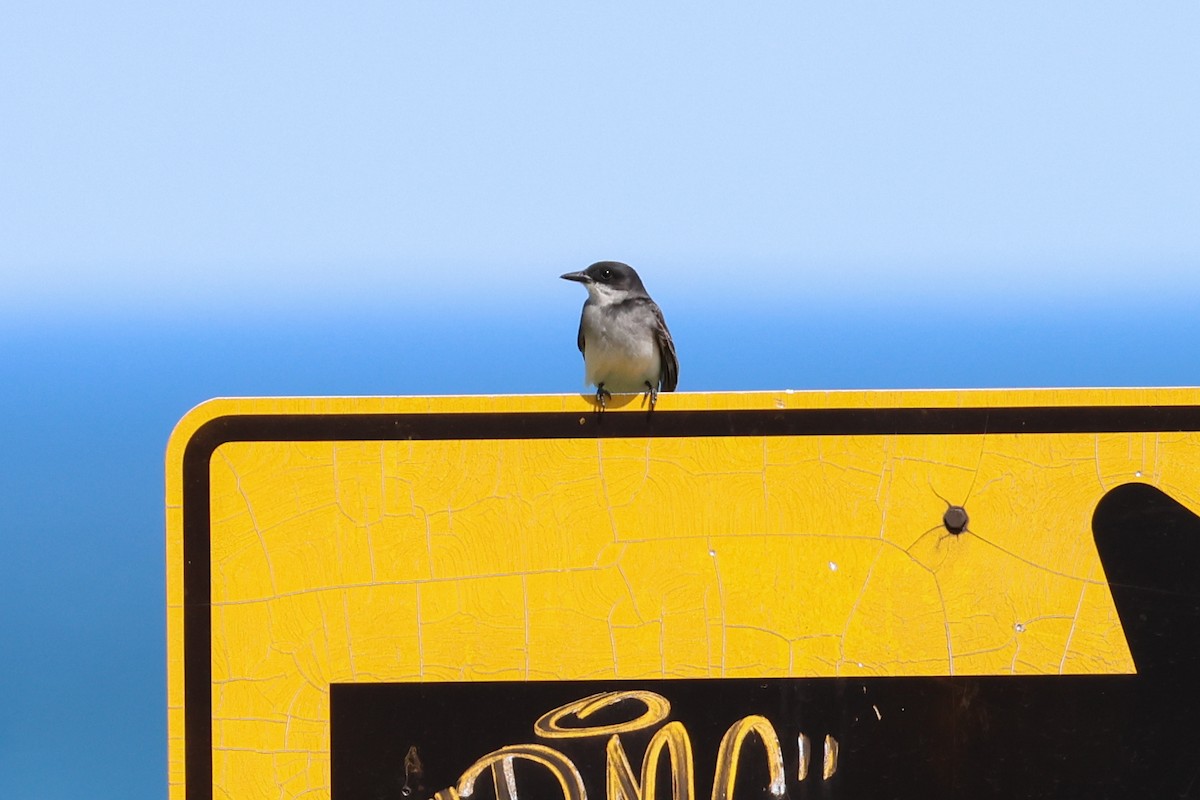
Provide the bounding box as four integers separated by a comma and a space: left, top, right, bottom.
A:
180, 404, 1200, 798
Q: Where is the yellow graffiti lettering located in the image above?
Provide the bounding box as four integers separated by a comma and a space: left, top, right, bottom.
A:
458, 744, 587, 800
534, 691, 672, 739
606, 721, 694, 800
442, 694, 837, 800
822, 734, 838, 780
710, 716, 786, 800
490, 756, 517, 800
796, 734, 810, 782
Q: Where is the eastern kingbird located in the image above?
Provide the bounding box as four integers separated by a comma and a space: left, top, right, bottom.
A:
560, 261, 678, 410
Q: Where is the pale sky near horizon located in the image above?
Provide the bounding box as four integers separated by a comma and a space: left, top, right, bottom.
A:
2, 2, 1197, 321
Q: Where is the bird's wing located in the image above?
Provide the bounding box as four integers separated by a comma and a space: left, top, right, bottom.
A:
576, 314, 586, 356
651, 301, 679, 392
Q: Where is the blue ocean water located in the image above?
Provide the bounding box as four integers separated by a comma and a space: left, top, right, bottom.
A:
0, 302, 1194, 797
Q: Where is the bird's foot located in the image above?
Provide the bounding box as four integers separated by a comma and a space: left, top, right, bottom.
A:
644, 381, 659, 412
595, 384, 611, 414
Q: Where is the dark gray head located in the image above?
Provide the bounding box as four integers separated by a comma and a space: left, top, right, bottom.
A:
560, 261, 649, 297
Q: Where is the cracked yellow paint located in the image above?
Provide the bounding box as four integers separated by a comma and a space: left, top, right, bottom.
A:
166, 389, 1200, 799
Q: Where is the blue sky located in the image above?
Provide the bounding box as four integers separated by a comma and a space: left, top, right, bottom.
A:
1, 2, 1198, 797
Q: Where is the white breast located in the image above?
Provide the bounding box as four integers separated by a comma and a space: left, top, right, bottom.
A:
580, 304, 661, 392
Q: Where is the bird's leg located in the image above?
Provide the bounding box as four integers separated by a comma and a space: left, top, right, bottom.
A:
644, 381, 658, 412
595, 383, 611, 412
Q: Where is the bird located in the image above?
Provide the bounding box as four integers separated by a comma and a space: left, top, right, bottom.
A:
560, 261, 678, 411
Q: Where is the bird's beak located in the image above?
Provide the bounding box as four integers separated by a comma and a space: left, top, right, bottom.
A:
560, 271, 591, 283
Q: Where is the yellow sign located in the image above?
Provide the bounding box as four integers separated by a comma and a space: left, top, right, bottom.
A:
166, 389, 1200, 798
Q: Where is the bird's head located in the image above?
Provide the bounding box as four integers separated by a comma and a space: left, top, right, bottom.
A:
560, 261, 648, 302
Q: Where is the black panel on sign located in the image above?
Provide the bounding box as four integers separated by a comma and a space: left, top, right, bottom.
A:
330, 483, 1200, 799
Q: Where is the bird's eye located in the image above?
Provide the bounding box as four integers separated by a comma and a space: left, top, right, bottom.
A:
600, 268, 612, 280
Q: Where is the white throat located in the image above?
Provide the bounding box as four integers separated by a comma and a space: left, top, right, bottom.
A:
585, 282, 627, 306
